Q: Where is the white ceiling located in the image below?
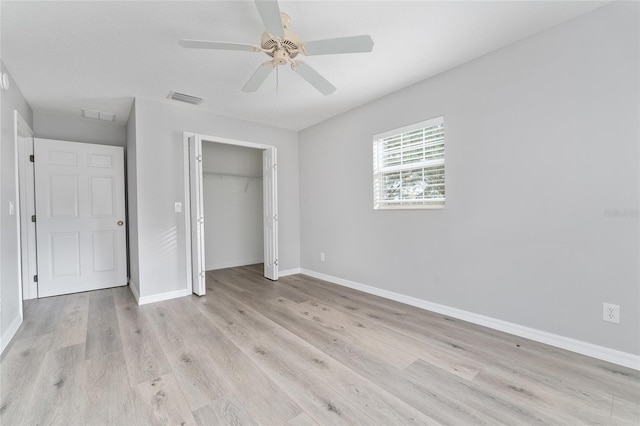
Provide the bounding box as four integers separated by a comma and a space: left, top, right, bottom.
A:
1, 1, 608, 131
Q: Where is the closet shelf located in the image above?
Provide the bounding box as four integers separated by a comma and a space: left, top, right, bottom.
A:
203, 171, 263, 179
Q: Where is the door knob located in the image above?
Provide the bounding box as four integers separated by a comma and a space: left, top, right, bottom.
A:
117, 220, 124, 226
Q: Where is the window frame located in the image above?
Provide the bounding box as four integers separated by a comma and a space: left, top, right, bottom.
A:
373, 116, 445, 210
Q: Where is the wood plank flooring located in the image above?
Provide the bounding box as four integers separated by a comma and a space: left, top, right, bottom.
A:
1, 264, 638, 425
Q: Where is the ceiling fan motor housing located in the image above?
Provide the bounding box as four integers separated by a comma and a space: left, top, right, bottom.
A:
261, 13, 302, 64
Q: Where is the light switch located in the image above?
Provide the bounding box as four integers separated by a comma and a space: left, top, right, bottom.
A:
174, 202, 182, 213
8, 201, 14, 216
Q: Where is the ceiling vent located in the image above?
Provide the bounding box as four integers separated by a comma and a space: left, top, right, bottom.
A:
82, 108, 115, 122
168, 91, 204, 105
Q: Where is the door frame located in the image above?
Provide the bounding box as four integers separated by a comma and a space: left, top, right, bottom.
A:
183, 132, 279, 294
15, 110, 35, 301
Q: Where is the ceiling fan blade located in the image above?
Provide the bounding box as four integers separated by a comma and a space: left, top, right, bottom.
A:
304, 35, 374, 56
242, 64, 275, 92
294, 63, 336, 96
254, 0, 284, 38
179, 39, 258, 52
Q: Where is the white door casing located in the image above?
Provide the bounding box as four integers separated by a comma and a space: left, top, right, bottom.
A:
189, 135, 206, 296
263, 147, 278, 281
184, 133, 279, 289
16, 112, 36, 300
34, 138, 127, 297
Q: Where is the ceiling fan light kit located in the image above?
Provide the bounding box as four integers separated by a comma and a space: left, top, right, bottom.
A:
179, 0, 374, 95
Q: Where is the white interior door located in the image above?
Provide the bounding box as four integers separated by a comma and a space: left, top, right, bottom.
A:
189, 135, 206, 295
34, 138, 127, 297
263, 147, 278, 280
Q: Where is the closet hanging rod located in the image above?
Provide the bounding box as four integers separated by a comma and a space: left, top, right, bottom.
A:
203, 171, 263, 179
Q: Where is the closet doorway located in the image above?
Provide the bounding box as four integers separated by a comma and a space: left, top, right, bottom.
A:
186, 134, 278, 296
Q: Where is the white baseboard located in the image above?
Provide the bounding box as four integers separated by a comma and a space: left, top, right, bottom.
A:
1, 314, 23, 355
300, 269, 640, 371
206, 259, 263, 271
129, 279, 140, 303
138, 288, 192, 306
279, 268, 302, 277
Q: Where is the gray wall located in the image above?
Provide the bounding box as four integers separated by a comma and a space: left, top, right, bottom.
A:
34, 110, 126, 147
298, 2, 639, 355
0, 61, 33, 343
130, 98, 299, 298
202, 143, 263, 270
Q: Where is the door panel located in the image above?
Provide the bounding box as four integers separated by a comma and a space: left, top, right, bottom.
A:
89, 153, 114, 167
35, 138, 127, 297
263, 147, 278, 281
49, 175, 78, 217
49, 150, 77, 165
92, 231, 116, 272
90, 176, 114, 216
50, 232, 80, 277
189, 135, 206, 296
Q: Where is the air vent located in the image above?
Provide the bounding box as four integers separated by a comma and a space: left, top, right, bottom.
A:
82, 108, 116, 122
168, 91, 204, 105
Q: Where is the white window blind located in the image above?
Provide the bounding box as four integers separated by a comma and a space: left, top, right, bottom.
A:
373, 116, 445, 209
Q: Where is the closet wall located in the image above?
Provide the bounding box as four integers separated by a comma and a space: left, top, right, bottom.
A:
202, 142, 263, 270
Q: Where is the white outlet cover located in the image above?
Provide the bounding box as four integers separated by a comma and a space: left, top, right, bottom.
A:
174, 202, 182, 213
603, 302, 620, 324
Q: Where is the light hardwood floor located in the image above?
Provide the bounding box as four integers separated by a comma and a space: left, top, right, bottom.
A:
1, 264, 638, 425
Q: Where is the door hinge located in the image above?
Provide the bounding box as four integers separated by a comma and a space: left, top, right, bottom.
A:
274, 259, 278, 266
33, 274, 38, 282
31, 215, 36, 223
29, 155, 34, 162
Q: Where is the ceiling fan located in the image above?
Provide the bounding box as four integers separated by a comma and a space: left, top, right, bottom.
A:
179, 0, 374, 95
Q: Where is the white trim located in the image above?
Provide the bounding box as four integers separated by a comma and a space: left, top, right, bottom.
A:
206, 259, 263, 271
187, 135, 206, 296
375, 203, 445, 210
183, 131, 279, 290
183, 133, 194, 294
15, 111, 36, 300
137, 288, 192, 306
374, 115, 444, 140
299, 269, 640, 371
12, 111, 25, 318
373, 116, 446, 210
1, 314, 23, 355
200, 134, 274, 150
129, 279, 140, 303
279, 268, 302, 277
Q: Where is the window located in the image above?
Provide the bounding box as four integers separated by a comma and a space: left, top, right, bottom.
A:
373, 116, 445, 209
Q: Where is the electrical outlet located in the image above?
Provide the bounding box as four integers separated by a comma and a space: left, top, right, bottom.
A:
320, 252, 325, 262
603, 303, 620, 324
